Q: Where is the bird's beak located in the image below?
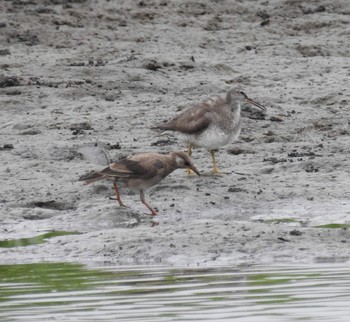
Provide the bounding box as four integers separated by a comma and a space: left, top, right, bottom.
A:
190, 165, 200, 176
246, 97, 267, 111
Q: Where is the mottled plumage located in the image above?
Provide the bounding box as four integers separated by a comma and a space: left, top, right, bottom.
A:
79, 151, 199, 216
154, 87, 266, 173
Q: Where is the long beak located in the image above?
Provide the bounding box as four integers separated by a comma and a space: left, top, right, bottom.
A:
246, 97, 267, 111
189, 166, 200, 176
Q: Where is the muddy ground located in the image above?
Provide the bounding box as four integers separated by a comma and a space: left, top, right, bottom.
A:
0, 0, 350, 266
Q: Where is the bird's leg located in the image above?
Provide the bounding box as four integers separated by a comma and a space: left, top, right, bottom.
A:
186, 144, 194, 175
113, 183, 127, 207
140, 190, 158, 216
210, 150, 220, 174
187, 144, 193, 156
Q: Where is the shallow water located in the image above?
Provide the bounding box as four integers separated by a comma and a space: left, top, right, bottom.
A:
1, 263, 350, 321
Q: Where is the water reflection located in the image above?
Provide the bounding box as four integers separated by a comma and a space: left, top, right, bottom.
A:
0, 263, 350, 321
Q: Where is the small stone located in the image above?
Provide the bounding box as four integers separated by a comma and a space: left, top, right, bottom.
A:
104, 94, 116, 102
0, 144, 14, 150
277, 237, 290, 242
228, 186, 246, 193
0, 49, 10, 56
227, 147, 244, 155
143, 59, 162, 71
69, 122, 93, 131
0, 75, 20, 88
107, 142, 121, 150
290, 230, 302, 236
270, 116, 283, 122
260, 19, 270, 26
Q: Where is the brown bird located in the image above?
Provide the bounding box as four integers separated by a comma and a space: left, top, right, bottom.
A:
154, 87, 266, 174
78, 151, 200, 216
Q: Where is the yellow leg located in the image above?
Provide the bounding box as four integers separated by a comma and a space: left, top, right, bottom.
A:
210, 150, 219, 174
186, 144, 194, 175
187, 144, 192, 156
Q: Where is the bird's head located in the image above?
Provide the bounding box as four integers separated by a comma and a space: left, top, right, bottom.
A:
172, 151, 200, 175
226, 87, 266, 112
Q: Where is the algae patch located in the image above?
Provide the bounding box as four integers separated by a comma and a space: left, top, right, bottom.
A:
315, 224, 350, 229
266, 218, 298, 224
0, 231, 81, 248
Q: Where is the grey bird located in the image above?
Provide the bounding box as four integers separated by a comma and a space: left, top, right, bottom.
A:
153, 87, 266, 174
78, 151, 200, 216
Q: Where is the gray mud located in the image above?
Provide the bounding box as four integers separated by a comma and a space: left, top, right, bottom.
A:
0, 0, 350, 266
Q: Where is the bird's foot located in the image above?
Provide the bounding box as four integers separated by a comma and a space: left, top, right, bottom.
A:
211, 170, 227, 175
108, 196, 128, 207
211, 166, 232, 175
186, 169, 196, 176
151, 220, 160, 227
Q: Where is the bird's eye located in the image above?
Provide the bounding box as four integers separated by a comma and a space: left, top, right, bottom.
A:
239, 90, 247, 98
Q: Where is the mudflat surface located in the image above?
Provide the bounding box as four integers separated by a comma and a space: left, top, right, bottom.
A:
0, 0, 350, 266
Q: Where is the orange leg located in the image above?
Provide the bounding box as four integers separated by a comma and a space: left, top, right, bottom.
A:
113, 183, 127, 207
140, 190, 158, 216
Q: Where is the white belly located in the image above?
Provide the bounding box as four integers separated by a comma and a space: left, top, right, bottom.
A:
179, 125, 241, 150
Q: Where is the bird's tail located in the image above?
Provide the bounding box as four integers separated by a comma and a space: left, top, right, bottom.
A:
150, 124, 164, 131
78, 171, 106, 185
151, 124, 175, 136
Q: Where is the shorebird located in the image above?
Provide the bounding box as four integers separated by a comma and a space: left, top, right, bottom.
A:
78, 151, 200, 216
153, 87, 266, 174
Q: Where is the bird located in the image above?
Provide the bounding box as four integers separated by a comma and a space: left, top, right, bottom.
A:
78, 151, 200, 216
153, 87, 266, 174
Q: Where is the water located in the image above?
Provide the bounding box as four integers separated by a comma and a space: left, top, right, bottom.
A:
0, 263, 350, 321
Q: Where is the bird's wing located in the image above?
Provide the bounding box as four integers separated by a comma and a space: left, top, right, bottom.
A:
157, 97, 225, 135
100, 162, 134, 178
102, 153, 166, 179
